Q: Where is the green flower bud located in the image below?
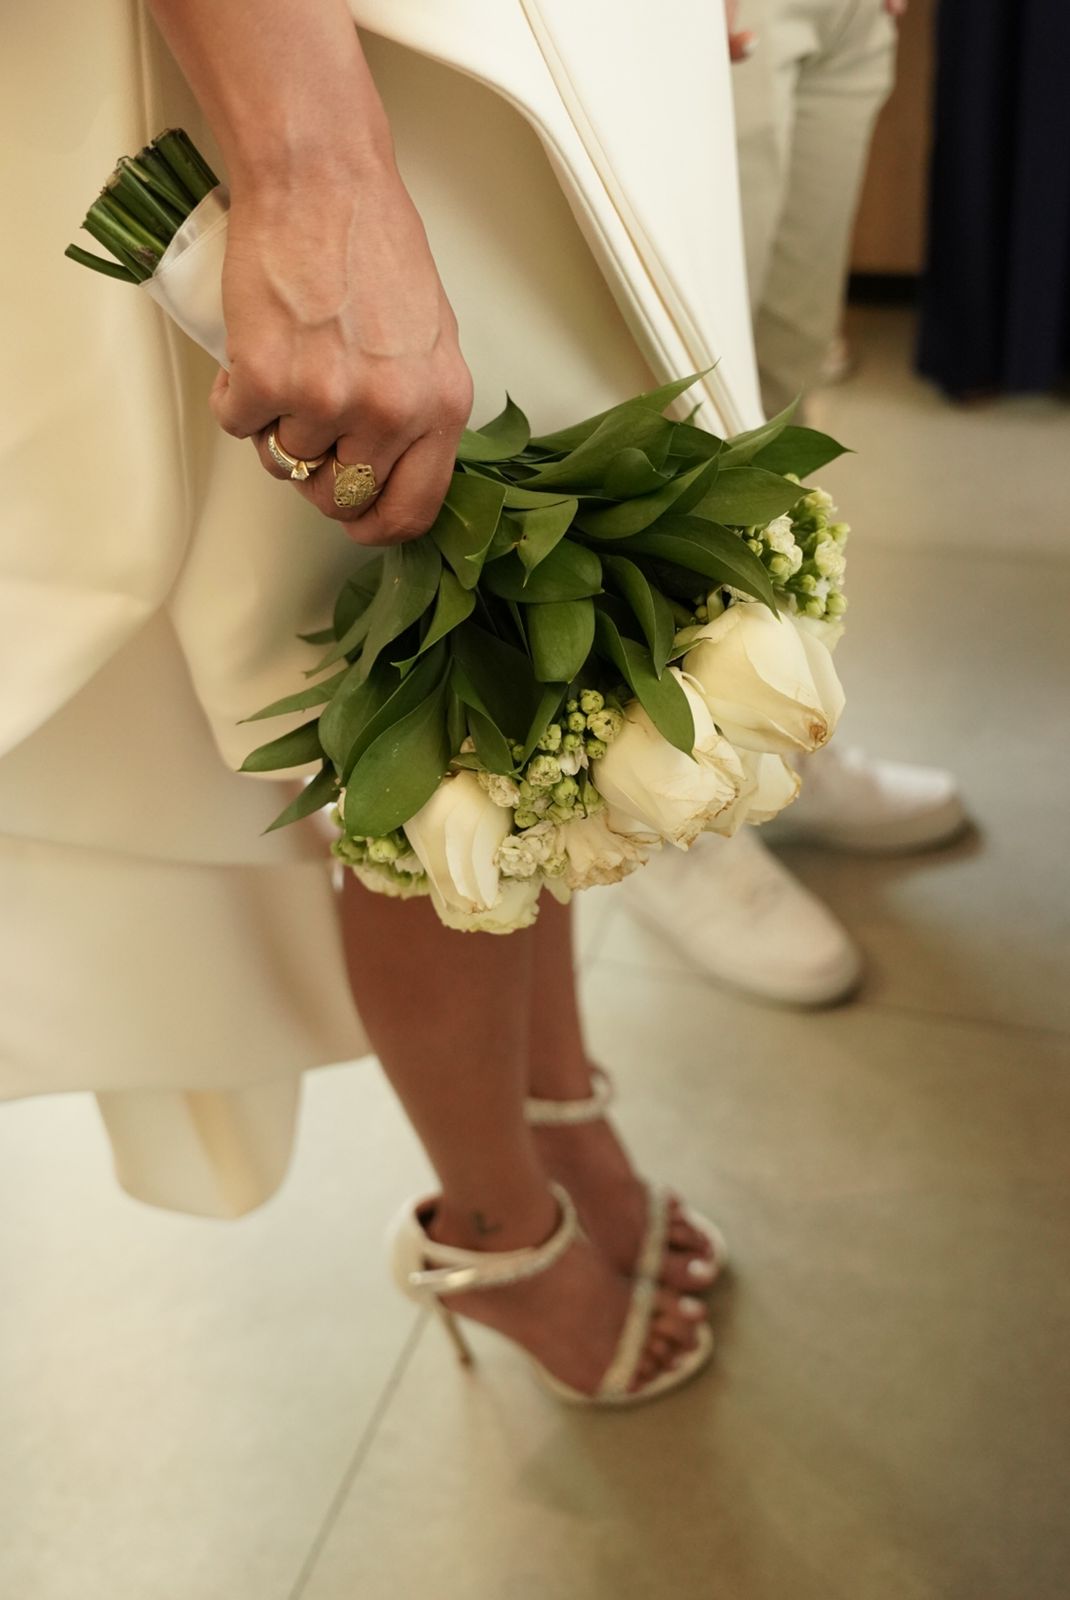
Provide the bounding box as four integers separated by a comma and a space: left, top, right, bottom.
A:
565, 699, 579, 714
826, 591, 848, 617
767, 553, 792, 581
579, 689, 604, 715
367, 836, 400, 865
804, 597, 825, 618
585, 736, 608, 761
537, 722, 563, 752
567, 711, 587, 734
746, 537, 763, 555
514, 807, 540, 830
694, 603, 709, 623
543, 854, 568, 878
527, 754, 562, 789
547, 803, 573, 824
796, 573, 818, 595
828, 521, 851, 544
587, 707, 623, 742
518, 779, 535, 801
561, 731, 584, 755
552, 777, 580, 805
510, 742, 526, 763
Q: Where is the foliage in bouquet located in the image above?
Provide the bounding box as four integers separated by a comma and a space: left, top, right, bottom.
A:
241, 377, 851, 931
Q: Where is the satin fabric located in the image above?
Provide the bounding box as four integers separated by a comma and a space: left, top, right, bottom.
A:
0, 2, 762, 1217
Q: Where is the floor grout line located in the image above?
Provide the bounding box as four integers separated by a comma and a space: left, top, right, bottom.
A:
285, 1309, 428, 1600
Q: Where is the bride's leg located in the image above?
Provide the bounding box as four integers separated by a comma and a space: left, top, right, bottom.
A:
338, 880, 707, 1393
527, 897, 717, 1292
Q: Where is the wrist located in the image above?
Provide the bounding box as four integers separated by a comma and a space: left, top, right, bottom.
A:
225, 115, 396, 203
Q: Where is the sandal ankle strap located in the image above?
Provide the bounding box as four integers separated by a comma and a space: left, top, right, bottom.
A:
406, 1183, 578, 1296
524, 1065, 615, 1126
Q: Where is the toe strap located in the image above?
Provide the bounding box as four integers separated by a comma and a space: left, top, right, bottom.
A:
634, 1184, 671, 1284
597, 1277, 658, 1399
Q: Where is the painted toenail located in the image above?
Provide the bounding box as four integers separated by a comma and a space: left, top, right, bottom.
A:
680, 1296, 705, 1317
687, 1258, 716, 1283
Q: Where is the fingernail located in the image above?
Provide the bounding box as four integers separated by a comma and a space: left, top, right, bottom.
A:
680, 1296, 706, 1318
687, 1258, 716, 1284
740, 32, 759, 57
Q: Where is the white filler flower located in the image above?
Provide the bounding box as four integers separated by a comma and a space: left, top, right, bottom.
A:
591, 670, 745, 848
404, 770, 512, 919
556, 811, 660, 889
684, 603, 845, 756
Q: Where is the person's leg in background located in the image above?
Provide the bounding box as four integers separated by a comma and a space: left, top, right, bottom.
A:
622, 0, 966, 1009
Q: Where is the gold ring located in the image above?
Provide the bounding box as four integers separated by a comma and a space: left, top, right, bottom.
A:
333, 459, 379, 510
266, 430, 328, 482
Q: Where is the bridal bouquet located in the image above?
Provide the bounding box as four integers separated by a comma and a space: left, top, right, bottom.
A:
69, 131, 852, 932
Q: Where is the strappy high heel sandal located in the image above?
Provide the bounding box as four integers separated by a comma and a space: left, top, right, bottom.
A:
524, 1067, 729, 1289
389, 1181, 714, 1407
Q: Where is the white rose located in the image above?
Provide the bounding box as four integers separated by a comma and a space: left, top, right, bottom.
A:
556, 811, 660, 890
403, 770, 512, 916
706, 751, 801, 836
793, 611, 845, 652
684, 603, 845, 756
591, 671, 746, 848
431, 877, 542, 935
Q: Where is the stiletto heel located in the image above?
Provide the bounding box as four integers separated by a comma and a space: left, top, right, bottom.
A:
524, 1066, 729, 1287
434, 1300, 475, 1367
387, 1181, 713, 1408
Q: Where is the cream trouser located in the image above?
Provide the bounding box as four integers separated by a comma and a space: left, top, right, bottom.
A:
730, 0, 898, 414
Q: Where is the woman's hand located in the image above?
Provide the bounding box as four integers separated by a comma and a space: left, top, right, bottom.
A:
212, 154, 473, 542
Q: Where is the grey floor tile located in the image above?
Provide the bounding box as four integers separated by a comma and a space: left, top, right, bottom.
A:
814, 308, 1070, 560
0, 1062, 432, 1600
298, 971, 1069, 1600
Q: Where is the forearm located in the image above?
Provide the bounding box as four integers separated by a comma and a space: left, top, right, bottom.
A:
145, 0, 394, 193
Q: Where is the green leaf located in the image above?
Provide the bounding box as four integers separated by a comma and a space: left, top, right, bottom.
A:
264, 763, 340, 833
334, 556, 384, 637
751, 425, 850, 479
482, 540, 602, 603
577, 456, 720, 540
343, 676, 450, 837
602, 556, 676, 675
520, 684, 568, 763
297, 626, 335, 646
322, 645, 447, 780
526, 599, 596, 684
355, 538, 441, 684
447, 690, 468, 755
530, 372, 707, 453
718, 400, 798, 468
522, 409, 674, 491
626, 515, 778, 609
456, 396, 531, 462
601, 448, 671, 499
240, 718, 323, 774
515, 497, 578, 572
485, 511, 522, 561
467, 707, 515, 775
665, 421, 726, 467
242, 667, 348, 723
693, 466, 805, 527
593, 612, 694, 755
450, 623, 540, 741
430, 473, 507, 589
393, 570, 475, 670
502, 484, 576, 510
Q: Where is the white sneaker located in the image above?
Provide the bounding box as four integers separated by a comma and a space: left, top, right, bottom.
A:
769, 746, 968, 855
620, 828, 862, 1008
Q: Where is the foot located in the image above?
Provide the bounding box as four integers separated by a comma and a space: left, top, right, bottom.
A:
768, 746, 968, 855
530, 1114, 720, 1295
427, 1209, 708, 1396
621, 826, 862, 1007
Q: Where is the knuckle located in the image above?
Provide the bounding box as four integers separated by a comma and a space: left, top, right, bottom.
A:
367, 382, 418, 437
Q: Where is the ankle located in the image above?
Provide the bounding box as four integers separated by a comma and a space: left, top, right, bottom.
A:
429, 1187, 560, 1255
527, 1055, 597, 1103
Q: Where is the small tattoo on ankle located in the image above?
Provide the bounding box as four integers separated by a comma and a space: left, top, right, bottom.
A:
472, 1211, 503, 1239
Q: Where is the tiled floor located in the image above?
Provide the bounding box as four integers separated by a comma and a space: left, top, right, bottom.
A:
2, 308, 1068, 1600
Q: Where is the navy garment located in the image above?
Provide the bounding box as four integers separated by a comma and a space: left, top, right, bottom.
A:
917, 0, 1070, 396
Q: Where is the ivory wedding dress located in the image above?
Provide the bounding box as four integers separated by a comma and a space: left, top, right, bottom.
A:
0, 1, 762, 1218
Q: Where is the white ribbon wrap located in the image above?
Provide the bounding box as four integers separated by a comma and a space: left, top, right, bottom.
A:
142, 186, 231, 368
